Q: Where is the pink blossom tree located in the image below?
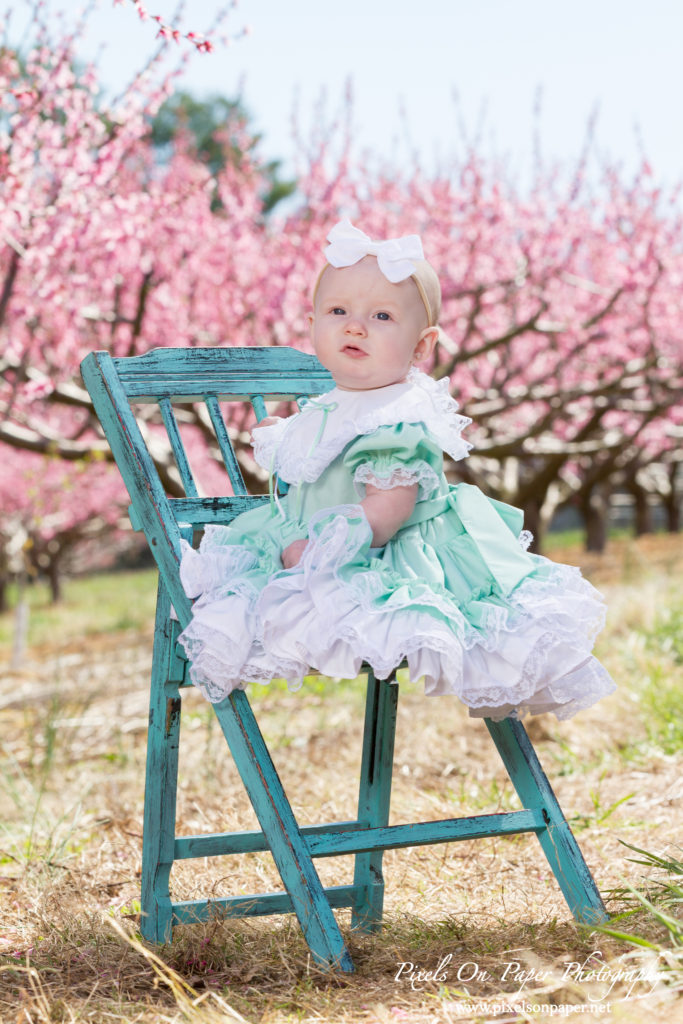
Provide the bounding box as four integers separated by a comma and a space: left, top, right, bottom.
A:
115, 0, 248, 54
1, 5, 681, 603
0, 3, 264, 597
0, 446, 128, 606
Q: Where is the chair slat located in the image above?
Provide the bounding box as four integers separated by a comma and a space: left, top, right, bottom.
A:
248, 392, 291, 494
79, 351, 192, 627
158, 398, 199, 498
205, 395, 247, 496
171, 495, 268, 526
113, 347, 333, 401
251, 394, 268, 422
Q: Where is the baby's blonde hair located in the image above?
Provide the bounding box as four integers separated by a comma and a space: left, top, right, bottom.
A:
409, 259, 441, 327
312, 256, 442, 328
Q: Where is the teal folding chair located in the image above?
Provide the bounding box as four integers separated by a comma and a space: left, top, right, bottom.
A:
81, 345, 608, 972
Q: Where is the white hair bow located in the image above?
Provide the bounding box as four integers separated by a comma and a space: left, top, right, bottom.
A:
324, 218, 424, 283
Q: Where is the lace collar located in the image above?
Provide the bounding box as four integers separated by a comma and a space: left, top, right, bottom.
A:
251, 368, 472, 485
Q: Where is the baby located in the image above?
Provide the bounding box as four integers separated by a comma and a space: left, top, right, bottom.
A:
178, 219, 616, 720
281, 225, 441, 568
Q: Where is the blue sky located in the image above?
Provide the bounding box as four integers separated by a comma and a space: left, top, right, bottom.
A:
9, 0, 683, 189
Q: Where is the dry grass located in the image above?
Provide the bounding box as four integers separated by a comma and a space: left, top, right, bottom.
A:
1, 534, 683, 1022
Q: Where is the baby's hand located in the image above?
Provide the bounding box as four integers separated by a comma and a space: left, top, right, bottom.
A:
251, 416, 281, 445
282, 538, 308, 569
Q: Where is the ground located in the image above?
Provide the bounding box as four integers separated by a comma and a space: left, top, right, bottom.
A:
1, 534, 682, 1023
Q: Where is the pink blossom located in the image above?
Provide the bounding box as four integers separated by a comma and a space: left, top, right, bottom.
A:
0, 2, 680, 573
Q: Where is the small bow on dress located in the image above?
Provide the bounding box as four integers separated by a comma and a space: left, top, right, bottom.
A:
324, 218, 424, 283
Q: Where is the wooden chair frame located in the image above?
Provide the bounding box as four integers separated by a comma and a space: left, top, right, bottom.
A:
81, 346, 608, 972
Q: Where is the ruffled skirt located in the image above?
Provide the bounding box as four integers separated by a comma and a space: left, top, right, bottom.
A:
177, 500, 615, 720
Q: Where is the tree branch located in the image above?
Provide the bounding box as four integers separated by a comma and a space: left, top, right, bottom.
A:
0, 247, 21, 329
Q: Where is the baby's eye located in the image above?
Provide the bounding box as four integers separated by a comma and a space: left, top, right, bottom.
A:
331, 307, 346, 315
374, 311, 391, 321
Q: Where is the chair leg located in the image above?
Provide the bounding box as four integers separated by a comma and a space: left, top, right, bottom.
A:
141, 583, 182, 943
485, 717, 608, 925
212, 689, 355, 972
352, 673, 398, 932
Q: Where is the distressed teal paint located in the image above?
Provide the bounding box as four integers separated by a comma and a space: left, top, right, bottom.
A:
81, 345, 608, 972
485, 717, 607, 924
139, 580, 182, 943
352, 673, 398, 932
158, 397, 199, 498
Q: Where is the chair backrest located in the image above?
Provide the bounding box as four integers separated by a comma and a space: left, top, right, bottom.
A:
81, 346, 333, 629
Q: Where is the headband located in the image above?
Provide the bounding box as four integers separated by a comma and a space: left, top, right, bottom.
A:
324, 218, 423, 283
314, 219, 440, 327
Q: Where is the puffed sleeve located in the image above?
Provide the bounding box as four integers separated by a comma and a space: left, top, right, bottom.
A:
343, 423, 444, 501
251, 416, 289, 471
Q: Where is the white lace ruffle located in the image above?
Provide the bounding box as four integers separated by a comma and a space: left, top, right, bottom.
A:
353, 460, 441, 501
251, 369, 472, 485
518, 530, 534, 551
258, 508, 615, 716
177, 538, 310, 700
251, 416, 288, 471
178, 504, 616, 716
179, 537, 259, 603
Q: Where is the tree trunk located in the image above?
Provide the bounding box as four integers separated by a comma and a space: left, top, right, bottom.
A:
11, 572, 29, 671
47, 557, 63, 604
629, 480, 652, 536
0, 541, 9, 613
665, 494, 681, 533
665, 464, 681, 533
580, 485, 610, 553
522, 499, 545, 554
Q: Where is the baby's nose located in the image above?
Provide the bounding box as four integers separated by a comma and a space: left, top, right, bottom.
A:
345, 317, 367, 335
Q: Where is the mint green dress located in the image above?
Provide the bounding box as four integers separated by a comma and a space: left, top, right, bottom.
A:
178, 371, 615, 719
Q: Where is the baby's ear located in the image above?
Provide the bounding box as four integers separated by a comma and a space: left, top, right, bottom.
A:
306, 311, 315, 333
413, 326, 438, 364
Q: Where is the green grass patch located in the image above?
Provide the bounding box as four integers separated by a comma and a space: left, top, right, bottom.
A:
0, 568, 158, 653
638, 599, 683, 754
648, 603, 683, 664
597, 841, 683, 953
545, 525, 632, 549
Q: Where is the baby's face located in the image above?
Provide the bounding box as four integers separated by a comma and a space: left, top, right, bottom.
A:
309, 257, 433, 391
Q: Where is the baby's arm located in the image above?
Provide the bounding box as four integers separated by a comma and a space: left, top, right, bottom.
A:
282, 538, 308, 569
362, 482, 418, 546
252, 415, 280, 433
281, 482, 418, 569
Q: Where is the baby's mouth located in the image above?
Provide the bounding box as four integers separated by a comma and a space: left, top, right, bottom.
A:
342, 344, 367, 358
